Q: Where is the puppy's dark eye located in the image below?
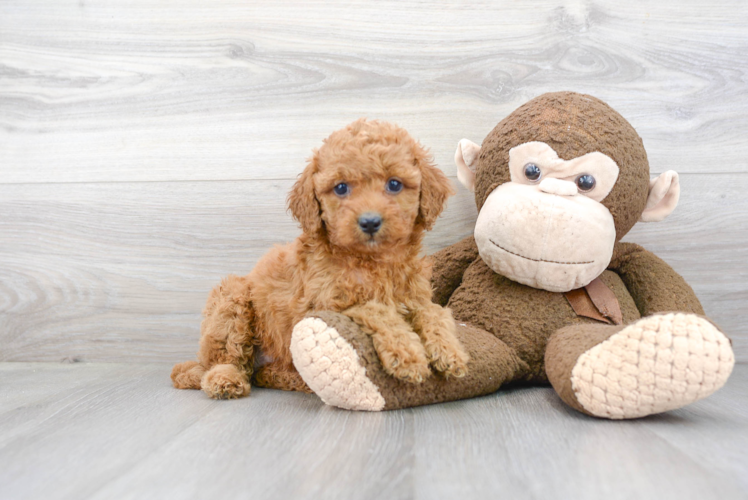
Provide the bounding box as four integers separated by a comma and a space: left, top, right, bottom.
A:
576, 174, 596, 191
333, 183, 349, 196
386, 178, 403, 194
524, 163, 541, 181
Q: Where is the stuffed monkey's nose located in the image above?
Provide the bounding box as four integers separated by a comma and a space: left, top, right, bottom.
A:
538, 177, 578, 196
358, 212, 382, 235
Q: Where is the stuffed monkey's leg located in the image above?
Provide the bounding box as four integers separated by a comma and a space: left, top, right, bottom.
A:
290, 312, 528, 411
171, 275, 254, 399
546, 313, 734, 419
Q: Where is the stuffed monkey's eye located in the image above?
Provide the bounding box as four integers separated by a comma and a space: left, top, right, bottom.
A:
333, 183, 349, 196
524, 163, 541, 181
576, 174, 596, 191
386, 178, 403, 194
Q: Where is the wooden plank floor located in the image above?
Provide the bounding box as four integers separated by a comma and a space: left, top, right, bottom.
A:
0, 362, 746, 500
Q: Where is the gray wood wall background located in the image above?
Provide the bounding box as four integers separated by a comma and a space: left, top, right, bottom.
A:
1, 0, 747, 364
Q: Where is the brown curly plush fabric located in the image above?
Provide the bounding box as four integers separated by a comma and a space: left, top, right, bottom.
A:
429, 236, 481, 307
610, 242, 705, 316
475, 92, 651, 240
545, 323, 626, 416
442, 240, 643, 383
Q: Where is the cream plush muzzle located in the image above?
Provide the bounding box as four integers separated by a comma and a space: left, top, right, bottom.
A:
475, 181, 616, 293
456, 139, 680, 293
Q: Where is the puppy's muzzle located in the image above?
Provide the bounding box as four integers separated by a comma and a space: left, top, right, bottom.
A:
358, 212, 382, 235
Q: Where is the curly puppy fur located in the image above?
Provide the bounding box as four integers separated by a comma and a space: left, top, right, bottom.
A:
172, 119, 470, 399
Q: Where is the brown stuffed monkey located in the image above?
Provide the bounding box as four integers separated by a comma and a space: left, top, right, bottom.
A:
289, 92, 735, 419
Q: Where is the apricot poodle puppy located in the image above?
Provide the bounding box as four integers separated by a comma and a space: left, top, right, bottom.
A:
171, 119, 469, 399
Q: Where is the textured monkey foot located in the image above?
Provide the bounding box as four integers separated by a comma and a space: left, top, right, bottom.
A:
571, 313, 734, 419
425, 339, 469, 379
200, 364, 251, 400
290, 317, 386, 411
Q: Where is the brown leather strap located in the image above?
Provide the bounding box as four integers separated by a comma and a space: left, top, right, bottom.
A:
564, 278, 623, 325
585, 277, 623, 325
564, 287, 612, 324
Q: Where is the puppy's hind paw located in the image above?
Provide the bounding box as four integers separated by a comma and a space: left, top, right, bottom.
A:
201, 364, 250, 399
425, 340, 470, 379
171, 360, 205, 389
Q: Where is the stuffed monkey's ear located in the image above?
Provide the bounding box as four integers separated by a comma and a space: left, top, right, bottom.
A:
455, 139, 481, 192
640, 170, 680, 222
288, 153, 323, 234
415, 143, 455, 231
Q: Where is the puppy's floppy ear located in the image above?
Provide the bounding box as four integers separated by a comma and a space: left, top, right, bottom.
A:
288, 152, 323, 235
414, 142, 455, 231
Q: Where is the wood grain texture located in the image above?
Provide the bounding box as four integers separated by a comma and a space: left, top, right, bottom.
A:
0, 1, 747, 364
0, 362, 746, 499
1, 0, 747, 184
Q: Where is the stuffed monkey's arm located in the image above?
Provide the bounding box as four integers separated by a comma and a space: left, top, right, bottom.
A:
429, 236, 480, 306
608, 242, 705, 316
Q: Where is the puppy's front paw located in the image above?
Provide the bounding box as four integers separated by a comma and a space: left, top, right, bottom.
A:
374, 332, 431, 384
201, 364, 250, 399
412, 304, 470, 378
425, 339, 470, 379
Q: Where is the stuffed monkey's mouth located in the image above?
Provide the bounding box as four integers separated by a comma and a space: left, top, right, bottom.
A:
488, 238, 594, 266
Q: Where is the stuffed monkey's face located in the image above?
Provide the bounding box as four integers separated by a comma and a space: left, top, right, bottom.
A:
474, 142, 620, 293
455, 92, 682, 293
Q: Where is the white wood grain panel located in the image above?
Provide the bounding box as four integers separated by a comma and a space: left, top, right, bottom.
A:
412, 377, 748, 499
1, 0, 747, 183
0, 363, 224, 499
640, 391, 748, 493
90, 385, 414, 500
0, 362, 745, 500
0, 174, 745, 363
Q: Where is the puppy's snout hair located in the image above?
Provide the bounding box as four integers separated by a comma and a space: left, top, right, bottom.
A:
358, 212, 382, 235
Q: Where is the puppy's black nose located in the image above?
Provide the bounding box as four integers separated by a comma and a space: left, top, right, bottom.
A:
358, 213, 382, 235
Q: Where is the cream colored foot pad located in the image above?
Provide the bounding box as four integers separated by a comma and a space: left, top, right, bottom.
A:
291, 317, 385, 411
571, 313, 734, 419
